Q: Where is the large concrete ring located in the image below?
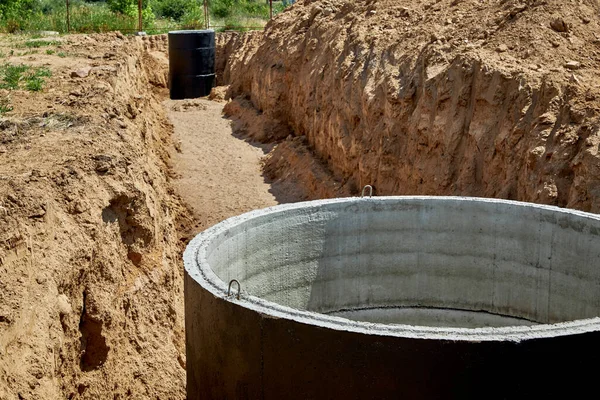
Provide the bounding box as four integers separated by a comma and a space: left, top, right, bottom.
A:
184, 197, 600, 399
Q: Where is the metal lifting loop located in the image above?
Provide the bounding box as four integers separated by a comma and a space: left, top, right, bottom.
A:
228, 279, 241, 300
361, 185, 373, 198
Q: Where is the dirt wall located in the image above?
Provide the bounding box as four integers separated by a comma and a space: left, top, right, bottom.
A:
227, 0, 600, 212
0, 34, 185, 399
216, 31, 263, 86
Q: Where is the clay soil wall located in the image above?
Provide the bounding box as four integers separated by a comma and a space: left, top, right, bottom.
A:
225, 0, 600, 211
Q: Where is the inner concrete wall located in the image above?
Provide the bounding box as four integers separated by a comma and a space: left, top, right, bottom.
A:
330, 307, 535, 328
206, 197, 600, 327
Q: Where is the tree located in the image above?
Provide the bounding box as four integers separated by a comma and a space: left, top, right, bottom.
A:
0, 0, 37, 32
107, 0, 134, 14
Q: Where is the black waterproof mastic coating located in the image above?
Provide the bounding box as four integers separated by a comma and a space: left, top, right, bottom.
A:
168, 30, 216, 100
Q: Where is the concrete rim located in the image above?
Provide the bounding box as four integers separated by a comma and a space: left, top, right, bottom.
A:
184, 196, 600, 342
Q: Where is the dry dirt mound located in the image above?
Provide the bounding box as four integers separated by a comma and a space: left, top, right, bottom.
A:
0, 33, 185, 399
226, 0, 600, 211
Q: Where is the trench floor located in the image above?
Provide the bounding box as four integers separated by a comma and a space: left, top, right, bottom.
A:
165, 98, 280, 233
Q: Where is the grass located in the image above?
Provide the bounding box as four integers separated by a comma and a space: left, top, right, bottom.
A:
0, 0, 290, 34
46, 49, 55, 55
20, 50, 40, 55
1, 64, 29, 89
24, 39, 60, 48
1, 3, 145, 33
0, 63, 51, 113
26, 75, 45, 91
0, 63, 52, 91
23, 3, 155, 33
57, 51, 66, 57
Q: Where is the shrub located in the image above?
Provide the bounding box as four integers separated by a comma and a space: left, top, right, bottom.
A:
241, 0, 268, 17
19, 2, 156, 33
0, 0, 36, 32
0, 0, 268, 34
153, 0, 192, 21
107, 0, 132, 14
210, 0, 269, 20
37, 0, 78, 15
106, 0, 155, 29
179, 2, 205, 29
210, 0, 235, 18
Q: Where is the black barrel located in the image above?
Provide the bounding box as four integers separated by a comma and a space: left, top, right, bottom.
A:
168, 30, 215, 100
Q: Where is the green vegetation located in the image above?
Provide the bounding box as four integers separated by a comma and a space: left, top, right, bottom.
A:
0, 63, 50, 115
1, 64, 29, 89
25, 39, 60, 47
152, 0, 205, 29
0, 63, 51, 91
211, 0, 287, 31
0, 0, 290, 34
25, 75, 46, 90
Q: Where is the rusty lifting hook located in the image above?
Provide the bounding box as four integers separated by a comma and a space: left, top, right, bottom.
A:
228, 279, 241, 300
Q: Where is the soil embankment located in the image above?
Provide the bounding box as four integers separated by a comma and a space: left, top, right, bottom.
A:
226, 0, 600, 211
0, 29, 308, 400
0, 34, 186, 399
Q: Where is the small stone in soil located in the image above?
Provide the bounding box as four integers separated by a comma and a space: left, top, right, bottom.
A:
564, 61, 581, 70
70, 66, 92, 78
550, 17, 569, 32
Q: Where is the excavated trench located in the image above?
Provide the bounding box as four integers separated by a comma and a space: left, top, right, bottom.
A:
219, 0, 600, 210
3, 1, 592, 397
77, 7, 600, 396
180, 0, 600, 397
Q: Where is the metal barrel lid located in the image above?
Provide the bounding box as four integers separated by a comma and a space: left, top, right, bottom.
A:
168, 29, 215, 49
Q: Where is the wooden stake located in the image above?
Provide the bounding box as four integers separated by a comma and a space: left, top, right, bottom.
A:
66, 0, 70, 32
138, 0, 143, 32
